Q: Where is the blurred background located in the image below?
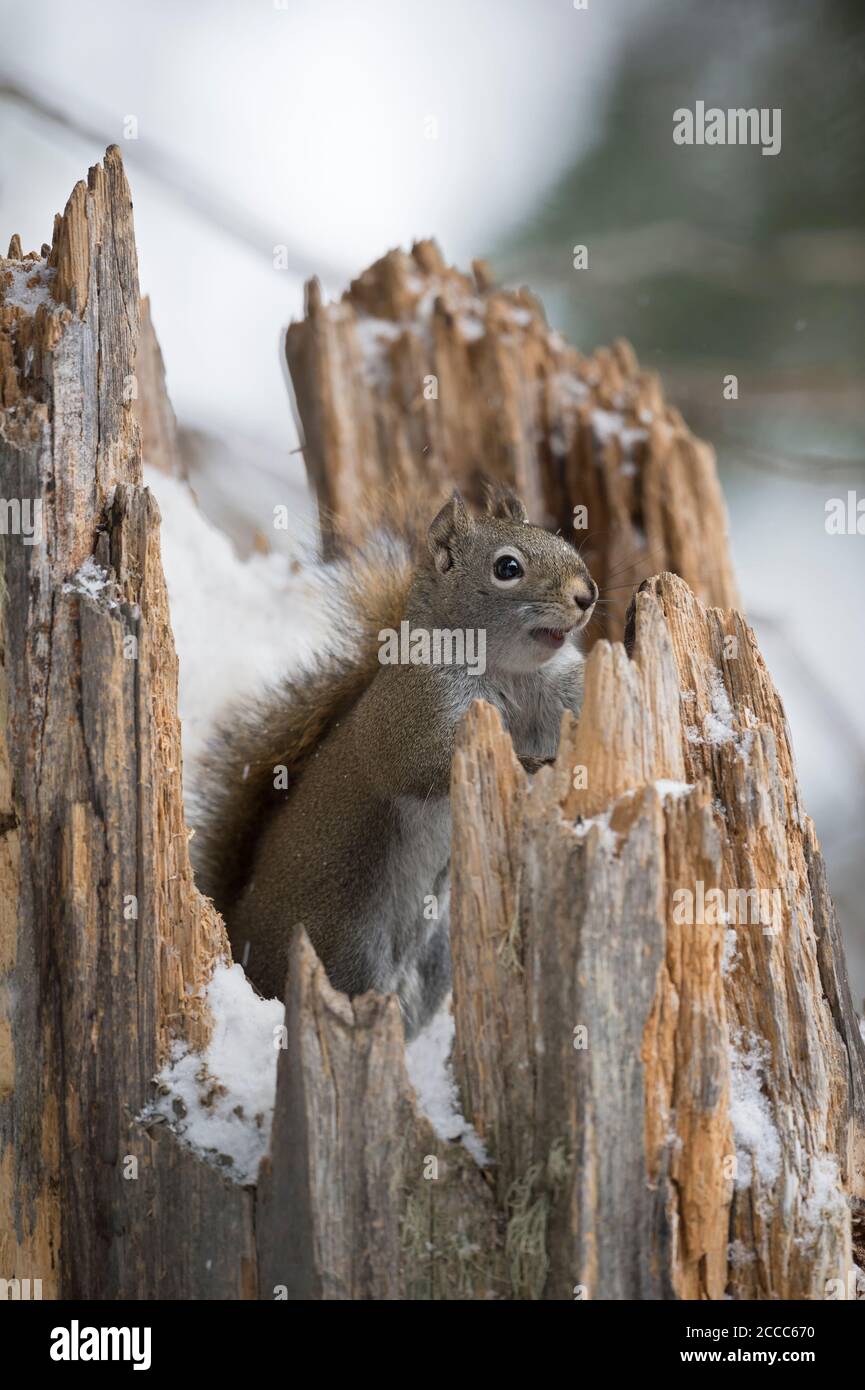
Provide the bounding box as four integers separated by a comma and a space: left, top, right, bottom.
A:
2, 0, 863, 995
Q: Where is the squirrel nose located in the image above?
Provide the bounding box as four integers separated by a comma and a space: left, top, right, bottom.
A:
574, 580, 597, 611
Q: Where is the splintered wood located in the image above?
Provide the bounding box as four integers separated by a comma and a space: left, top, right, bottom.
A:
286, 241, 739, 640
2, 149, 862, 1302
0, 148, 241, 1299
257, 929, 504, 1300
450, 574, 865, 1299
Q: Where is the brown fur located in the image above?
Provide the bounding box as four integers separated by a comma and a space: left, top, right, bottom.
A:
192, 483, 596, 1031
191, 523, 423, 916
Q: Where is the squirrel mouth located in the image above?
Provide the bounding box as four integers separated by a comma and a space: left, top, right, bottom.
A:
531, 626, 570, 649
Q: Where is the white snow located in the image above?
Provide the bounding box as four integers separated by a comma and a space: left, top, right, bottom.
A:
145, 971, 486, 1182
405, 1006, 489, 1165
551, 371, 589, 406
3, 257, 56, 313
62, 556, 119, 608
797, 1152, 847, 1242
354, 314, 406, 387
722, 926, 741, 977
574, 808, 619, 853
620, 426, 649, 454
591, 408, 624, 447
703, 668, 736, 745
728, 1029, 781, 1194
142, 961, 284, 1185
654, 779, 693, 800
590, 409, 647, 460
727, 1238, 756, 1267
457, 312, 486, 341
685, 668, 738, 748
147, 469, 331, 766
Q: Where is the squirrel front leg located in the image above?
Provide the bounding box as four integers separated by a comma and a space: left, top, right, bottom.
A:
515, 651, 586, 773
351, 663, 457, 800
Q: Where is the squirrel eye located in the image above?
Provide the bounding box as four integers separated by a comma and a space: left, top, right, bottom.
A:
493, 554, 524, 582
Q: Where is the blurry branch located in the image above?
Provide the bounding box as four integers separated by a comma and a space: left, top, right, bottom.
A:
0, 68, 348, 285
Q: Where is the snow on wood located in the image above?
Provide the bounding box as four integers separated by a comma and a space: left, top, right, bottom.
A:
2, 147, 862, 1301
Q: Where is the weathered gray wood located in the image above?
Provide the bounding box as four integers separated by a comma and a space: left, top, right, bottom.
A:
449, 576, 865, 1299
0, 147, 251, 1299
3, 147, 862, 1305
257, 929, 504, 1301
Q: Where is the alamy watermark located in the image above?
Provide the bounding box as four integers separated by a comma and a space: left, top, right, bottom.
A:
0, 497, 42, 545
825, 492, 865, 534
49, 1320, 151, 1371
378, 621, 486, 676
673, 102, 781, 157
672, 880, 782, 935
0, 1276, 42, 1299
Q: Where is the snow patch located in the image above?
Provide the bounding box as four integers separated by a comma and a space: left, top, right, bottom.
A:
574, 808, 618, 853
722, 927, 741, 977
406, 1006, 489, 1166
728, 1030, 781, 1196
727, 1239, 756, 1268
146, 469, 331, 766
354, 315, 405, 386
457, 312, 485, 341
62, 556, 119, 609
3, 258, 56, 313
142, 961, 284, 1185
797, 1153, 847, 1243
685, 668, 739, 748
551, 371, 589, 406
146, 972, 490, 1182
703, 668, 735, 745
590, 409, 648, 460
655, 779, 693, 800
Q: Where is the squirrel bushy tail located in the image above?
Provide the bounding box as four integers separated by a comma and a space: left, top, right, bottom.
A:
190, 510, 429, 917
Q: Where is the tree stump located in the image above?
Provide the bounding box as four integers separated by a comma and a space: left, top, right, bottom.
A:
285, 242, 739, 642
1, 149, 862, 1301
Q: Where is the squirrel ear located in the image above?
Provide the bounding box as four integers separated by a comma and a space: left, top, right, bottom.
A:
480, 477, 528, 524
428, 490, 473, 572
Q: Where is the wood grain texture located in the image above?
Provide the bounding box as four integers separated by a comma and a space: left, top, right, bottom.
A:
257, 928, 504, 1301
449, 576, 865, 1298
3, 149, 861, 1303
285, 242, 739, 641
0, 147, 248, 1299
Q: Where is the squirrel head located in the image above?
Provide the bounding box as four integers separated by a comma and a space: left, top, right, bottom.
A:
424, 484, 597, 674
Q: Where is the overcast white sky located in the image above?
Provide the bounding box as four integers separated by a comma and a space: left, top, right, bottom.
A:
0, 0, 640, 444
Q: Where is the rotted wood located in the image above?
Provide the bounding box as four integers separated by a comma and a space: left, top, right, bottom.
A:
4, 147, 860, 1305
0, 147, 251, 1298
285, 241, 739, 640
257, 929, 505, 1301
449, 574, 865, 1299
